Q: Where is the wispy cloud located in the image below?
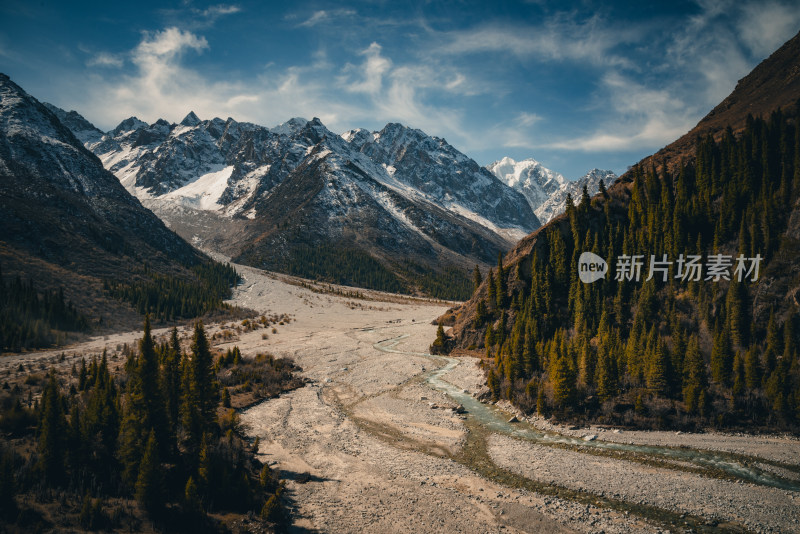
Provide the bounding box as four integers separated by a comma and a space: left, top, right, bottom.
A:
439, 13, 641, 69
297, 8, 357, 28
86, 52, 123, 68
158, 3, 241, 30
340, 42, 391, 94
738, 1, 800, 57
540, 71, 696, 152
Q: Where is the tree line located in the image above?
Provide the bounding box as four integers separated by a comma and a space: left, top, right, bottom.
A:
261, 242, 473, 300
468, 107, 800, 430
105, 261, 240, 323
0, 265, 89, 352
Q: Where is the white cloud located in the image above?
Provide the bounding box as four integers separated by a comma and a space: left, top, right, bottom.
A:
738, 1, 800, 57
72, 28, 464, 143
298, 9, 356, 28
133, 27, 208, 63
516, 112, 541, 127
439, 14, 641, 69
341, 42, 392, 94
542, 73, 695, 152
86, 52, 123, 68
201, 4, 241, 19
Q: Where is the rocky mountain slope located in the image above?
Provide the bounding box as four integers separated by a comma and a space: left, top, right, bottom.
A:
487, 157, 617, 224
0, 73, 216, 330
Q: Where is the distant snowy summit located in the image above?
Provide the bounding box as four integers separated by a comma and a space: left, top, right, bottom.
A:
487, 157, 616, 224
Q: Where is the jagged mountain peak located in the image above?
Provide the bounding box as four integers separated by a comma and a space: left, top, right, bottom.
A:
113, 116, 148, 135
180, 111, 201, 127
41, 103, 104, 145
59, 107, 542, 288
487, 156, 616, 224
271, 117, 309, 137
341, 127, 371, 146
488, 156, 566, 189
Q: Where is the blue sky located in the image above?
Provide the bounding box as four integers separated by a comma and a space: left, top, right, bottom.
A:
1, 1, 799, 179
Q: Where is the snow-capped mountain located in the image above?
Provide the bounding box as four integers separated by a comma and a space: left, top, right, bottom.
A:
535, 168, 617, 223
42, 102, 104, 145
487, 157, 616, 224
53, 108, 538, 295
345, 124, 540, 239
84, 113, 539, 239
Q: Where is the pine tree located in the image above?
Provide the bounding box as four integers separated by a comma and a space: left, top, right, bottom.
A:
683, 336, 708, 415
551, 353, 576, 410
646, 336, 670, 396
472, 265, 482, 292
486, 268, 496, 307
712, 324, 734, 386
596, 346, 618, 401
135, 430, 162, 515
726, 280, 748, 347
163, 327, 182, 449
744, 345, 761, 390
495, 252, 507, 309
430, 323, 448, 354
191, 321, 218, 428
37, 372, 67, 483
119, 316, 163, 485
139, 316, 168, 453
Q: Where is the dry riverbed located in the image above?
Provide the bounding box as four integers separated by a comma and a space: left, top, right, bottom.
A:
5, 261, 799, 533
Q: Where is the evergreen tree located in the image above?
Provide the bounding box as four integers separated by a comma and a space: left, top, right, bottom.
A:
551, 353, 576, 410
135, 430, 162, 515
163, 327, 182, 451
181, 322, 218, 451
430, 323, 448, 354
711, 326, 733, 386
472, 265, 482, 292
119, 316, 164, 484
495, 253, 507, 309
487, 268, 496, 307
646, 337, 671, 396
744, 345, 761, 390
37, 372, 67, 483
683, 336, 708, 415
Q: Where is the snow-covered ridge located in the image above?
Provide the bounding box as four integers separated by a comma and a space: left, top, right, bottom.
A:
63, 109, 540, 241
487, 157, 617, 224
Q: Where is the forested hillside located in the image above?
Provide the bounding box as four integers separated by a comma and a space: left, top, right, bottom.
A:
450, 106, 800, 431
0, 318, 297, 531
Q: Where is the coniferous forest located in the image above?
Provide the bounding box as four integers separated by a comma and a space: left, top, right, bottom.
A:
461, 107, 800, 431
0, 266, 89, 352
104, 261, 241, 324
263, 242, 473, 300
0, 317, 299, 532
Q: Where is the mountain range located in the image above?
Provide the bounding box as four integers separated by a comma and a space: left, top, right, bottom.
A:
44, 102, 613, 298
487, 157, 616, 224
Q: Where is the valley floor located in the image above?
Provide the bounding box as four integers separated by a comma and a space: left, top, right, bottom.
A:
5, 262, 800, 533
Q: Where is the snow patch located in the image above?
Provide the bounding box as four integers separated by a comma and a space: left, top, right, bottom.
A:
161, 165, 234, 211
